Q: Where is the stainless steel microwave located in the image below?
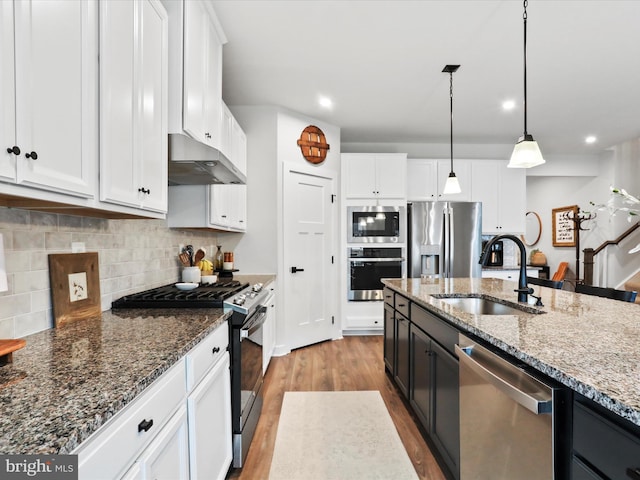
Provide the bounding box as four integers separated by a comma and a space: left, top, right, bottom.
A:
347, 206, 406, 243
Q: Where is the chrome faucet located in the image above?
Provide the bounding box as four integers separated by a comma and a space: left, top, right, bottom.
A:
479, 234, 533, 303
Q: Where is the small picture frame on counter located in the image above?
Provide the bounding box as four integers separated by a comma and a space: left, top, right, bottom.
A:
48, 252, 101, 327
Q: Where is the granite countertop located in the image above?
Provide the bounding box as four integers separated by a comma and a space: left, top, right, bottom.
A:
383, 277, 640, 427
0, 308, 231, 454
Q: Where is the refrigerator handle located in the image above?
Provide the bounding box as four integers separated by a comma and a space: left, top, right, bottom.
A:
443, 208, 450, 277
449, 206, 454, 276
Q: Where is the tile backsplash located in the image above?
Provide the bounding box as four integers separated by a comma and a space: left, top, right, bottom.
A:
0, 207, 219, 338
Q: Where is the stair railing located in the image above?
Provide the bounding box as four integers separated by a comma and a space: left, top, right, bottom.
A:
583, 221, 640, 285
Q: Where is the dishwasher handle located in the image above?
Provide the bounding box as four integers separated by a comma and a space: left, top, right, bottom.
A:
455, 344, 552, 415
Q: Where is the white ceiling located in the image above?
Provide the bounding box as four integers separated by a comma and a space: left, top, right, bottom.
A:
211, 0, 640, 157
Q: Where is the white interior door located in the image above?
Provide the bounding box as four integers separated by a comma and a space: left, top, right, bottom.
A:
283, 167, 336, 351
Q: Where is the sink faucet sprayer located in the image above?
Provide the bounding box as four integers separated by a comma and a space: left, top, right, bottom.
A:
479, 234, 533, 303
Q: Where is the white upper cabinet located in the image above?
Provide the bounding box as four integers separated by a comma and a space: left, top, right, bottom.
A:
99, 0, 168, 214
1, 0, 97, 197
343, 153, 407, 199
167, 184, 247, 232
164, 0, 226, 150
407, 159, 471, 202
471, 160, 526, 234
220, 102, 247, 176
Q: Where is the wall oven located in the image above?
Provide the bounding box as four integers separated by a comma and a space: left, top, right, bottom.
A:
347, 206, 405, 243
348, 247, 405, 301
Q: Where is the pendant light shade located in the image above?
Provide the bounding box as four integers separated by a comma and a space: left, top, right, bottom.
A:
442, 64, 461, 194
508, 0, 545, 169
443, 172, 461, 195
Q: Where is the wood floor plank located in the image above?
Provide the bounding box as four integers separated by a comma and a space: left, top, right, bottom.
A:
227, 335, 446, 480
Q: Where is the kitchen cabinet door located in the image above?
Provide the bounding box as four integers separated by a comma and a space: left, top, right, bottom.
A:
99, 0, 168, 214
394, 312, 410, 398
383, 301, 395, 374
343, 153, 406, 199
0, 1, 16, 183
430, 340, 460, 479
6, 0, 97, 197
183, 0, 223, 149
232, 117, 248, 176
187, 353, 233, 480
410, 325, 432, 432
471, 160, 526, 234
137, 405, 190, 480
167, 184, 247, 232
407, 159, 438, 201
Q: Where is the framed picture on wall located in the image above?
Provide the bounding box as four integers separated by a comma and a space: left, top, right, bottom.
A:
552, 205, 578, 247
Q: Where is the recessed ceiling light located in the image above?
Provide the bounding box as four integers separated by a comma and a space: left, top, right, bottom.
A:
585, 135, 597, 144
318, 96, 333, 109
502, 100, 516, 111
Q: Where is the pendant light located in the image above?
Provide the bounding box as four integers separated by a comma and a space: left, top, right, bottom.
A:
442, 64, 461, 194
508, 0, 545, 168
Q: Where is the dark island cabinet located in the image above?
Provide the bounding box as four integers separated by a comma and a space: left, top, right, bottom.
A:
383, 301, 395, 374
394, 311, 410, 398
410, 325, 432, 429
572, 394, 640, 480
383, 287, 459, 480
409, 309, 460, 480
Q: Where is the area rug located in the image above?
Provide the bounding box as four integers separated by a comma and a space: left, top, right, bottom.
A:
268, 391, 419, 480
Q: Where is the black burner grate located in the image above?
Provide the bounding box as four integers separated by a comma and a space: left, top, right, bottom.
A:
112, 281, 250, 309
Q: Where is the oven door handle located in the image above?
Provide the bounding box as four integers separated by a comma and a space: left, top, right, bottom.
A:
240, 306, 267, 340
348, 257, 405, 263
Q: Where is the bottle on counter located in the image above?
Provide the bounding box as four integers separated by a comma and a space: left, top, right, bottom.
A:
214, 245, 224, 271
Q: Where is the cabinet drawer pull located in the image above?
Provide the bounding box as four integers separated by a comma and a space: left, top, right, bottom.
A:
212, 346, 221, 354
25, 151, 38, 160
137, 418, 154, 433
6, 146, 20, 155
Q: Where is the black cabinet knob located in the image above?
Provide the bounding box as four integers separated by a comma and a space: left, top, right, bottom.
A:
6, 146, 20, 155
137, 418, 154, 432
212, 346, 221, 354
25, 151, 37, 160
137, 187, 150, 195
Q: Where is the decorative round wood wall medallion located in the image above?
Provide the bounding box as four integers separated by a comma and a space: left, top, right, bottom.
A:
297, 125, 330, 164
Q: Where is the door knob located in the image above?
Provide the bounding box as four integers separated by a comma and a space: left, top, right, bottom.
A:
290, 266, 305, 273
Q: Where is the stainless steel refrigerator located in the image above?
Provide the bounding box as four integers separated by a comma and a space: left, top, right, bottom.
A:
408, 201, 482, 278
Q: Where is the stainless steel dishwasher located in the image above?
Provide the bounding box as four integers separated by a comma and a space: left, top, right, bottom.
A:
456, 333, 569, 479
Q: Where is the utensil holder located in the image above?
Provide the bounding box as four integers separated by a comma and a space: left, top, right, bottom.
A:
182, 266, 201, 283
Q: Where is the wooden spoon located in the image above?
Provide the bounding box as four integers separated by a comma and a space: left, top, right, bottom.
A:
194, 248, 206, 266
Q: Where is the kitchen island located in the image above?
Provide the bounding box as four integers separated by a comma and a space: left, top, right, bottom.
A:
384, 276, 640, 480
383, 277, 640, 426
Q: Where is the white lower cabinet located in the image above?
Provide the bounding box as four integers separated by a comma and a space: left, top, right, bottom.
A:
187, 353, 232, 480
76, 322, 232, 480
123, 405, 190, 480
76, 359, 187, 480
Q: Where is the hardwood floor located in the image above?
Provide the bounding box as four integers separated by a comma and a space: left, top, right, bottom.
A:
227, 335, 446, 480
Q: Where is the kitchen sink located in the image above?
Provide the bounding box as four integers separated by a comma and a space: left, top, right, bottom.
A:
431, 294, 543, 315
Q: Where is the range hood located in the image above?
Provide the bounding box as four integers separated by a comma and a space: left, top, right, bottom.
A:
167, 133, 246, 185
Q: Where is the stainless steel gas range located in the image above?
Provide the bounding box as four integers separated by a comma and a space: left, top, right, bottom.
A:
111, 280, 270, 469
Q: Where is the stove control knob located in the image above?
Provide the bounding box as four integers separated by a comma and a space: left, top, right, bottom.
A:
234, 295, 246, 306
252, 283, 263, 292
